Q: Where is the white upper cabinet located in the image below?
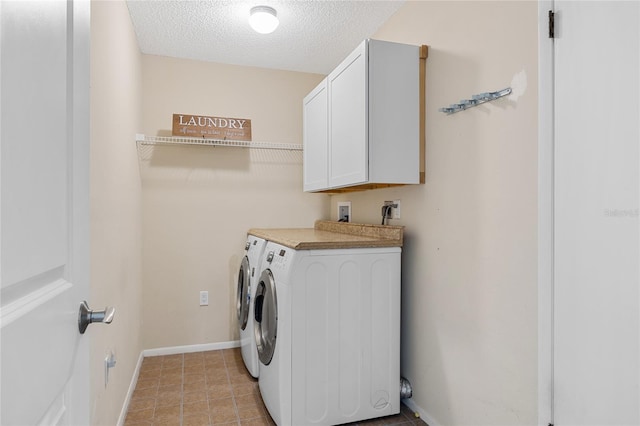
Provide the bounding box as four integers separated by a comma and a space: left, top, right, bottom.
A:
303, 79, 329, 191
303, 39, 426, 193
328, 41, 368, 188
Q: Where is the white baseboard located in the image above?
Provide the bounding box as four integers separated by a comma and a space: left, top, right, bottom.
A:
402, 398, 441, 426
142, 340, 240, 357
116, 340, 240, 426
116, 351, 144, 426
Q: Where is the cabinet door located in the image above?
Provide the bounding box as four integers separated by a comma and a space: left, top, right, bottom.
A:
368, 40, 420, 184
328, 40, 368, 188
303, 79, 328, 191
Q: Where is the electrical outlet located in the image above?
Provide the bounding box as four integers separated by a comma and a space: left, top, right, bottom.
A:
337, 201, 351, 222
200, 291, 209, 306
392, 199, 401, 219
383, 200, 400, 221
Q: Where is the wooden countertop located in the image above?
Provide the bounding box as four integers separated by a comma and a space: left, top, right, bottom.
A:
248, 220, 403, 250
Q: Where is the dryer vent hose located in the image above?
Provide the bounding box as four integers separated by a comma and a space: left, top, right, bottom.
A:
400, 377, 413, 399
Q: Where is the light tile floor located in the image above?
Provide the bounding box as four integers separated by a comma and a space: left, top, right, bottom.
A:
124, 348, 427, 426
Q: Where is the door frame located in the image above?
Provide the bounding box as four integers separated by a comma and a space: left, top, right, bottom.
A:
68, 0, 91, 423
537, 0, 554, 425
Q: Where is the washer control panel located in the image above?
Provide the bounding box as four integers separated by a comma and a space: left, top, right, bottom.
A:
265, 245, 289, 272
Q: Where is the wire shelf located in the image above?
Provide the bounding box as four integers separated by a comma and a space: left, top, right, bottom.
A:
135, 134, 303, 151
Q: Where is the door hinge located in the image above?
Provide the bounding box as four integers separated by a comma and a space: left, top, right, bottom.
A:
548, 10, 555, 38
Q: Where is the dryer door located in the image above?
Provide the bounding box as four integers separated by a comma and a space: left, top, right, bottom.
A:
254, 269, 277, 365
236, 256, 251, 330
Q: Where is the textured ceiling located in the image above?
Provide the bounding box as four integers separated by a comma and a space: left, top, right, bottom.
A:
126, 0, 405, 75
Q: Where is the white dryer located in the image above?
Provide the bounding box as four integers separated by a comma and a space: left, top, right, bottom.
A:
254, 241, 401, 426
237, 234, 267, 378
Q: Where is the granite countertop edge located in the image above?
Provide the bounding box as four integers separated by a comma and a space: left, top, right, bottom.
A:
248, 220, 404, 250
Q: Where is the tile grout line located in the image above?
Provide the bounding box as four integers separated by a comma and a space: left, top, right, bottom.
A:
151, 358, 160, 423
204, 354, 211, 426
222, 349, 242, 426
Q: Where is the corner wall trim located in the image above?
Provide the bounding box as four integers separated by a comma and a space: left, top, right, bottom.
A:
116, 340, 241, 426
402, 398, 441, 426
537, 0, 555, 425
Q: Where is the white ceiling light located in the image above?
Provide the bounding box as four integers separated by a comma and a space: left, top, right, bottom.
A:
249, 6, 279, 34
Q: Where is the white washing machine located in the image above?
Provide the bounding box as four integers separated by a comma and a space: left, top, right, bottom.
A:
237, 234, 267, 378
254, 241, 401, 426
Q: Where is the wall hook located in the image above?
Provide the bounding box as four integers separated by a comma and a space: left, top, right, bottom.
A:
440, 87, 512, 115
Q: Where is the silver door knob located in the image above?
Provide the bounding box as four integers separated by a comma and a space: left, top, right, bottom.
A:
78, 301, 115, 334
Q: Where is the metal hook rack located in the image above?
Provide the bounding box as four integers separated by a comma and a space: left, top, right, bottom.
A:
439, 87, 512, 115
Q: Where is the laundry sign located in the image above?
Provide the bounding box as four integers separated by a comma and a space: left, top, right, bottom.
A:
172, 114, 252, 141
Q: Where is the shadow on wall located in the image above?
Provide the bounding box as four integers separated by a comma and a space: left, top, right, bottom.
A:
136, 144, 304, 189
138, 143, 251, 171
228, 253, 241, 341
426, 47, 521, 118
399, 229, 453, 423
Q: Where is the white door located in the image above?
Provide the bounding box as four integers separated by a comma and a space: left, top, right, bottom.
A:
0, 1, 92, 424
554, 1, 640, 424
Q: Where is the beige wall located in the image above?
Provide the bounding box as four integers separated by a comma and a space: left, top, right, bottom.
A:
90, 1, 143, 424
88, 1, 538, 424
140, 55, 328, 349
330, 2, 538, 425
